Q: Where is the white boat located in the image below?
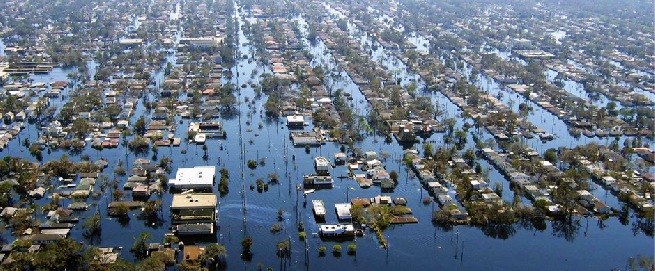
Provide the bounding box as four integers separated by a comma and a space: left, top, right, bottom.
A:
194, 133, 206, 144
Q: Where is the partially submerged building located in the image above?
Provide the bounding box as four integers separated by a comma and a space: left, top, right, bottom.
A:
286, 115, 305, 128
171, 193, 217, 235
169, 166, 216, 191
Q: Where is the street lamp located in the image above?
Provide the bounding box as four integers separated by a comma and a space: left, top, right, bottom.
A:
346, 186, 356, 202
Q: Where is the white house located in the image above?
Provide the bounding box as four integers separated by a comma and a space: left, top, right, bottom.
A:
601, 176, 616, 186
577, 190, 594, 201
314, 157, 330, 174
286, 115, 304, 128
364, 151, 378, 161
169, 166, 216, 191
437, 194, 453, 205
117, 120, 129, 128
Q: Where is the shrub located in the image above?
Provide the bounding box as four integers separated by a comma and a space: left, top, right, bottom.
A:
270, 224, 282, 233
347, 243, 357, 253
247, 160, 258, 169
219, 176, 229, 195
391, 205, 412, 215
242, 236, 253, 253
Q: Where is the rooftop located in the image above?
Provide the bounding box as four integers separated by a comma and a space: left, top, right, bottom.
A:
172, 193, 217, 209
182, 245, 205, 262
287, 115, 304, 123
335, 203, 352, 220
314, 156, 330, 167
170, 166, 216, 188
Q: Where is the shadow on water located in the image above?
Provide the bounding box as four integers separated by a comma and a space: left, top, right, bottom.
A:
432, 221, 454, 232
481, 223, 517, 240
117, 216, 131, 227
221, 109, 240, 120
632, 219, 654, 237
83, 231, 102, 245
551, 218, 581, 242
178, 234, 218, 245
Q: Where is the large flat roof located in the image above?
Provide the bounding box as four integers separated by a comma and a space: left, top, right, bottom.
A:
172, 193, 217, 209
171, 166, 215, 187
287, 115, 304, 123
335, 203, 352, 219
314, 157, 330, 167
119, 38, 143, 44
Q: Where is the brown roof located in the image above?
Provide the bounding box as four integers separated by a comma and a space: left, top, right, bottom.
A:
351, 198, 371, 207
183, 245, 205, 262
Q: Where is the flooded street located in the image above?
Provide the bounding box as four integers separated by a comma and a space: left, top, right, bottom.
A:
0, 0, 652, 270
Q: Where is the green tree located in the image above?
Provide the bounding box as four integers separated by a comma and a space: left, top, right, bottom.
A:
219, 92, 237, 111
131, 232, 152, 258
534, 199, 550, 214
242, 236, 253, 254
423, 142, 434, 158
463, 149, 476, 167
134, 116, 147, 135
83, 211, 102, 237
71, 118, 90, 138
554, 182, 577, 218
389, 170, 399, 182
247, 160, 258, 169
203, 243, 227, 268
33, 239, 83, 270
135, 254, 165, 271
544, 148, 558, 164
333, 244, 342, 252
142, 200, 162, 221
0, 182, 13, 207
454, 129, 467, 145
2, 249, 31, 270
219, 175, 229, 195
44, 154, 76, 177
9, 209, 33, 234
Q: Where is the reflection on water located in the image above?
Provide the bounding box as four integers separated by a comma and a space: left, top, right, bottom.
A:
0, 2, 652, 271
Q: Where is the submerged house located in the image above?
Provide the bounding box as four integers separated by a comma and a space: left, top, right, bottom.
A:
171, 193, 217, 235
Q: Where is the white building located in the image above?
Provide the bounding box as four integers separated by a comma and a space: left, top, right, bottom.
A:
179, 36, 223, 48
169, 166, 216, 191
335, 203, 352, 220
118, 38, 144, 47
286, 115, 304, 128
314, 157, 330, 174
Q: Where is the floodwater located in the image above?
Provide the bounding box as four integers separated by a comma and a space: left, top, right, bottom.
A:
0, 2, 652, 271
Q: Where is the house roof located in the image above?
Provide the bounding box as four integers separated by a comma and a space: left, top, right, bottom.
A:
171, 193, 217, 209
183, 246, 205, 262
170, 166, 216, 188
